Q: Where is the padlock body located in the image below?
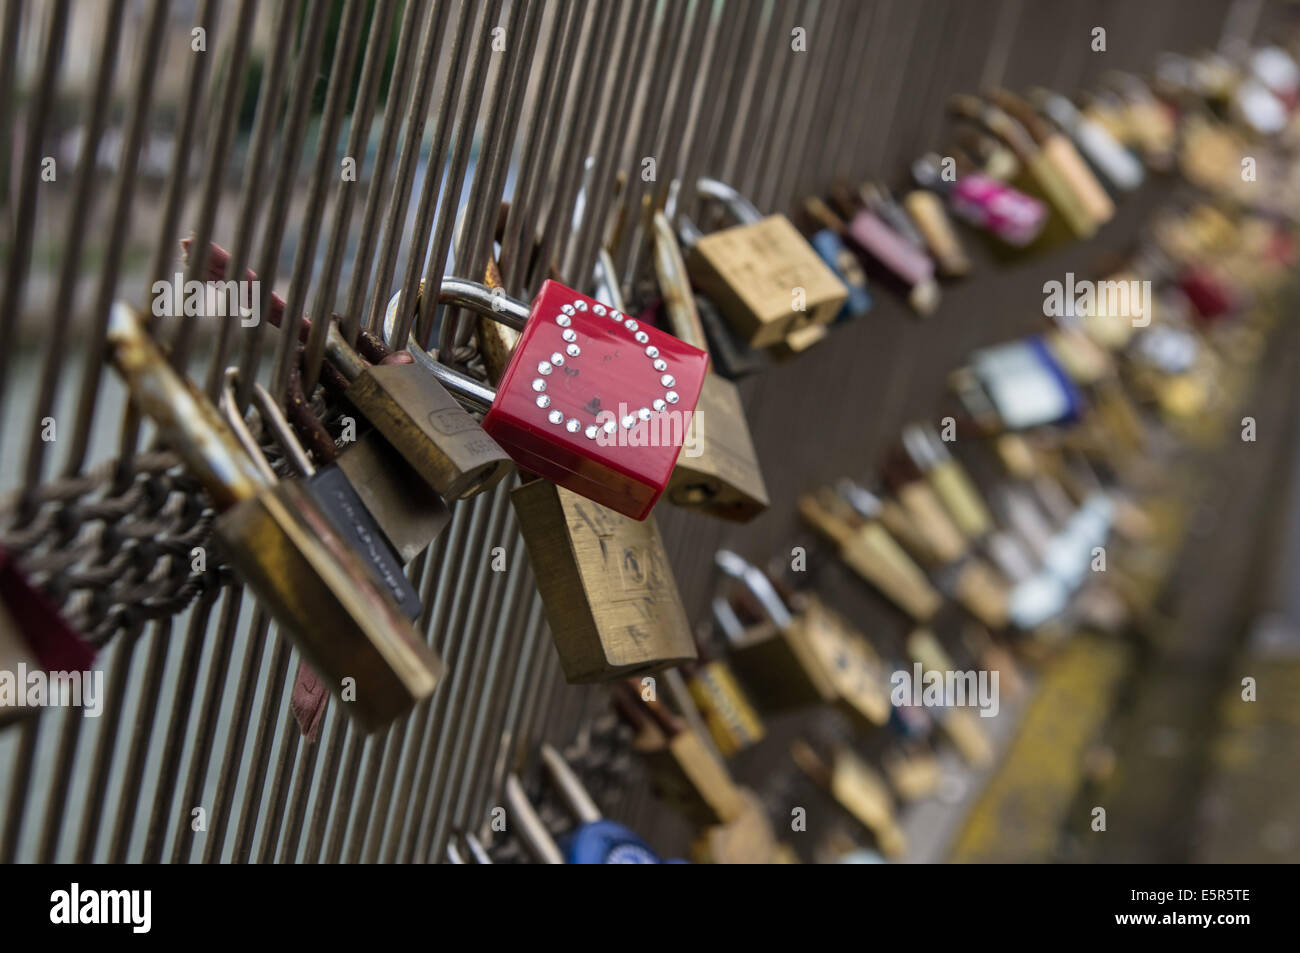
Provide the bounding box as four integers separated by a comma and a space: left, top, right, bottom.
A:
685, 215, 848, 348
726, 619, 839, 712
215, 481, 441, 731
666, 372, 768, 522
334, 431, 452, 563
485, 280, 709, 521
639, 728, 747, 828
304, 465, 422, 619
510, 480, 696, 682
686, 660, 766, 756
346, 362, 510, 500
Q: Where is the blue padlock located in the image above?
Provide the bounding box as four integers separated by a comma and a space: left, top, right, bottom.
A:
810, 228, 873, 322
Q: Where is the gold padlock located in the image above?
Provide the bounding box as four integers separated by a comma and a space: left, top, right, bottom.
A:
651, 213, 771, 522
691, 788, 793, 864
794, 591, 893, 732
907, 629, 995, 769
512, 477, 696, 682
791, 739, 907, 860
901, 424, 995, 541
613, 681, 747, 828
324, 321, 511, 500
712, 550, 839, 711
682, 642, 766, 758
106, 305, 441, 731
682, 177, 848, 348
798, 488, 943, 621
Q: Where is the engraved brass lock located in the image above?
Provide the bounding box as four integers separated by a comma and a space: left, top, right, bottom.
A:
651, 210, 770, 522
682, 177, 848, 348
511, 477, 696, 682
107, 304, 441, 731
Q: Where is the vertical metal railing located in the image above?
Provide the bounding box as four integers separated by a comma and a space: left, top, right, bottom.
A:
0, 0, 1251, 862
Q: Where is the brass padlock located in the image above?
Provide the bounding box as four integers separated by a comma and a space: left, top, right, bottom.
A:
682, 177, 848, 348
949, 95, 1097, 241
324, 321, 511, 500
907, 629, 995, 769
901, 423, 995, 541
713, 550, 839, 711
989, 88, 1116, 229
856, 469, 1010, 632
791, 739, 907, 860
691, 788, 790, 864
107, 304, 441, 731
794, 591, 893, 732
613, 681, 747, 829
651, 210, 770, 522
798, 488, 943, 621
512, 476, 696, 682
682, 634, 766, 758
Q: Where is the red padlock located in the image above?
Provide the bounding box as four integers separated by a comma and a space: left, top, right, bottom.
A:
402, 279, 710, 521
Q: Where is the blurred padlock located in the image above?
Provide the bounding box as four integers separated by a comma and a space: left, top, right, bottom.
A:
713, 550, 839, 711
791, 738, 907, 860
682, 177, 848, 348
613, 680, 748, 829
827, 185, 941, 316
989, 88, 1115, 228
682, 635, 766, 758
107, 304, 440, 731
799, 487, 943, 621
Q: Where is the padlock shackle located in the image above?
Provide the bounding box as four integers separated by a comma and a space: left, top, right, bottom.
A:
381, 289, 498, 413
219, 368, 278, 485
541, 744, 603, 826
711, 596, 748, 646
836, 479, 882, 520
251, 381, 317, 477
697, 177, 764, 225
592, 248, 627, 313
714, 550, 794, 630
438, 277, 530, 331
